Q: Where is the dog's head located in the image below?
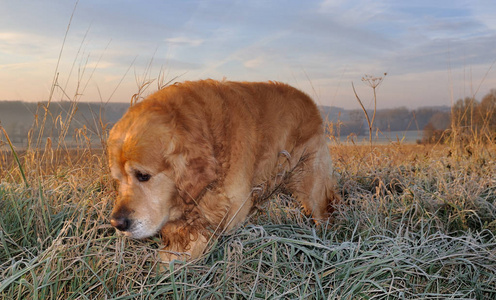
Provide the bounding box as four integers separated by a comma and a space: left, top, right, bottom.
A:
107, 99, 218, 238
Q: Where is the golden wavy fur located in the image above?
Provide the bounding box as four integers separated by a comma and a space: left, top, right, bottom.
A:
108, 79, 339, 262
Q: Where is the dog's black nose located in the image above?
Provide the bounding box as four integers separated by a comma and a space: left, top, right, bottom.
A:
110, 216, 131, 231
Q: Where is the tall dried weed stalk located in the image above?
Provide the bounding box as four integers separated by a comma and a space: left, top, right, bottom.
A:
352, 73, 387, 146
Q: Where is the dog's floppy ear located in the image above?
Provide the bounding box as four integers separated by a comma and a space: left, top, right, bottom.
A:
165, 115, 218, 204
176, 145, 218, 204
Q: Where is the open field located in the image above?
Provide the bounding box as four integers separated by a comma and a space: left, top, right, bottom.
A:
1, 141, 495, 299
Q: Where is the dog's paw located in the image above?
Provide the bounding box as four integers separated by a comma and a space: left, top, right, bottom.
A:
159, 250, 191, 264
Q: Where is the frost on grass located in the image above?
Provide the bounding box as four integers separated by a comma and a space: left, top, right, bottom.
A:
1, 144, 496, 299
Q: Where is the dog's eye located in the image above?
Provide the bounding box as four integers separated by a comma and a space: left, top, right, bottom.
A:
135, 171, 151, 182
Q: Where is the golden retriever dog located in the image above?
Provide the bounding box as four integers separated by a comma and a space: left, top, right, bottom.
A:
108, 79, 339, 262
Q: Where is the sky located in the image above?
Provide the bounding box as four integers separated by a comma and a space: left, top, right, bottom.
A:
1, 0, 495, 109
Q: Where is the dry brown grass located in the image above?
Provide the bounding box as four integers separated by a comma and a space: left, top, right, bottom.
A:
2, 136, 495, 298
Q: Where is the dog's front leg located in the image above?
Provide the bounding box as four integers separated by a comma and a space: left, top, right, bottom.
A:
158, 219, 210, 263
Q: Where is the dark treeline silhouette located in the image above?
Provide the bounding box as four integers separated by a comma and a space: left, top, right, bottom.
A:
322, 89, 496, 143
320, 105, 451, 137
0, 101, 129, 145
449, 89, 496, 143
4, 92, 494, 146
420, 89, 496, 144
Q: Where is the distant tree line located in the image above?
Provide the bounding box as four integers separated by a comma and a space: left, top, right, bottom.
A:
419, 89, 496, 144
0, 101, 129, 146
322, 89, 496, 144
322, 105, 451, 138
3, 89, 495, 147
448, 89, 496, 143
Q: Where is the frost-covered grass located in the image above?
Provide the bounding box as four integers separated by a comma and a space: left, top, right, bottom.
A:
1, 143, 495, 299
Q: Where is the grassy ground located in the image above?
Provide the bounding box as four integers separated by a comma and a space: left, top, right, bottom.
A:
1, 142, 496, 299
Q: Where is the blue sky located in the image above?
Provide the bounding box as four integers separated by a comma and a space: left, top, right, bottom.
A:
1, 0, 495, 109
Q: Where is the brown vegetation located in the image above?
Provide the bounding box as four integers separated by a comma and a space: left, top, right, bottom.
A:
421, 89, 496, 144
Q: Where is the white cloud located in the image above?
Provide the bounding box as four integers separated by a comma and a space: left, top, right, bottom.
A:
243, 57, 265, 69
0, 31, 56, 55
84, 61, 114, 70
318, 0, 388, 25
319, 0, 346, 10
0, 31, 25, 40
470, 0, 496, 31
165, 36, 204, 47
